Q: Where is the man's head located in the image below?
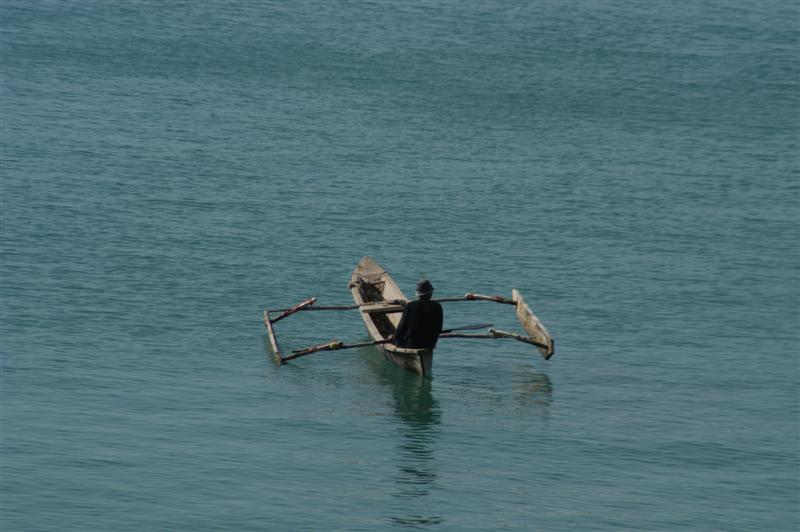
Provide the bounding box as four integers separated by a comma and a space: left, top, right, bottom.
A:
416, 279, 434, 300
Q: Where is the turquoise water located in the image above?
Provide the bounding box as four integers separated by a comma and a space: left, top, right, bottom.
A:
2, 1, 798, 530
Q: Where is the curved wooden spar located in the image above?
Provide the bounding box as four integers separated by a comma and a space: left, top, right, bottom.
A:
440, 328, 549, 350
270, 297, 317, 324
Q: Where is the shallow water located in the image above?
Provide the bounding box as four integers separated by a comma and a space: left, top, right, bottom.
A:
2, 1, 798, 530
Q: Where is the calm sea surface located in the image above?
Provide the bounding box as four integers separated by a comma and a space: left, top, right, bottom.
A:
2, 1, 798, 530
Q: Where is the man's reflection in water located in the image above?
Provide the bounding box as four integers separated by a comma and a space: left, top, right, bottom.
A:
364, 351, 443, 528
393, 377, 439, 492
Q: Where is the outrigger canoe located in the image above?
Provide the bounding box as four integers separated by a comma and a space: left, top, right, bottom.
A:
264, 256, 554, 377
349, 256, 433, 377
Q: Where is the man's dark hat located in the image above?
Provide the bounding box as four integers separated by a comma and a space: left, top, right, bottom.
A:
416, 279, 434, 296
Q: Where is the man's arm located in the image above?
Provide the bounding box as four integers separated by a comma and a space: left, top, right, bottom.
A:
435, 302, 444, 336
394, 306, 410, 345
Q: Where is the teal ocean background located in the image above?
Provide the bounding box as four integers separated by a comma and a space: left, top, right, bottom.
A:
2, 1, 798, 530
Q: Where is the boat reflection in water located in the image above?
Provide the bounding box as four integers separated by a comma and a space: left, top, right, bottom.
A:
360, 347, 444, 528
511, 365, 554, 415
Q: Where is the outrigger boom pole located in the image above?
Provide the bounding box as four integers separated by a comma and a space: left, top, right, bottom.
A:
281, 323, 495, 363
266, 293, 516, 315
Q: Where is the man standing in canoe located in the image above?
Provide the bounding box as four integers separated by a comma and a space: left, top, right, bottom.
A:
393, 280, 443, 349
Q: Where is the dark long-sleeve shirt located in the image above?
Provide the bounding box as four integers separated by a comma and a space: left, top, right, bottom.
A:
394, 299, 443, 349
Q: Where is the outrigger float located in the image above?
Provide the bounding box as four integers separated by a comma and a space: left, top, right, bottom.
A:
263, 256, 554, 377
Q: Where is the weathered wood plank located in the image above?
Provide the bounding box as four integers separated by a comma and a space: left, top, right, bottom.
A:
360, 303, 405, 314
263, 310, 283, 365
512, 289, 554, 359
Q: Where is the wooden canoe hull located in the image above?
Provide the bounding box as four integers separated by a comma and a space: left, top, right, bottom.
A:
380, 345, 433, 376
350, 256, 433, 377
